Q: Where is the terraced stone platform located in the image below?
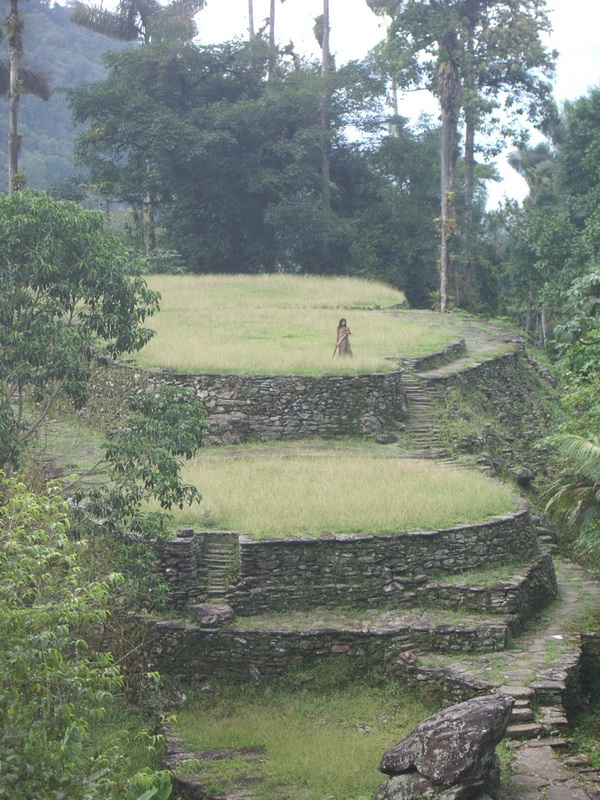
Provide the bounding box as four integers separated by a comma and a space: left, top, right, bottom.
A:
147, 317, 583, 799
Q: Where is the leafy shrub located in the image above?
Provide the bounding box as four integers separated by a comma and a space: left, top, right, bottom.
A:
0, 471, 170, 799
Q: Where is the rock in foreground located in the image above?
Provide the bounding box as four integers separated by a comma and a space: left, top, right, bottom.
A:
374, 694, 514, 800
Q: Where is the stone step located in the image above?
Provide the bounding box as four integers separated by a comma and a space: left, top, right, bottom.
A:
496, 685, 535, 701
510, 707, 534, 723
537, 705, 569, 730
409, 426, 442, 432
505, 722, 545, 740
205, 544, 238, 553
526, 737, 568, 749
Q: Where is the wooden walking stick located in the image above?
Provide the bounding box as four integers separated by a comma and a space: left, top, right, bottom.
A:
333, 331, 348, 356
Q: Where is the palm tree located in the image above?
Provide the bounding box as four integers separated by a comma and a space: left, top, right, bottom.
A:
70, 0, 206, 44
248, 0, 255, 40
545, 434, 600, 556
2, 0, 51, 194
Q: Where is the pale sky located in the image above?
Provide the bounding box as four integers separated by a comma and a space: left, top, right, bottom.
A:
196, 0, 599, 208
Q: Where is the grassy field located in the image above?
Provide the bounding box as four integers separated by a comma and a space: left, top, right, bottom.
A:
134, 274, 462, 375
168, 446, 519, 537
174, 667, 434, 800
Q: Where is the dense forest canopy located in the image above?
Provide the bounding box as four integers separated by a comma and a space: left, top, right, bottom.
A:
0, 0, 599, 324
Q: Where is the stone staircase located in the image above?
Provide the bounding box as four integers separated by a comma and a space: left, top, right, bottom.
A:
402, 373, 449, 458
200, 533, 239, 600
499, 686, 545, 741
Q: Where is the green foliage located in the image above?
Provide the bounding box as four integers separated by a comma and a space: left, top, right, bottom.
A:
544, 270, 600, 437
0, 471, 171, 799
71, 0, 206, 45
67, 36, 442, 292
543, 434, 600, 559
503, 89, 600, 335
81, 385, 204, 538
0, 191, 159, 469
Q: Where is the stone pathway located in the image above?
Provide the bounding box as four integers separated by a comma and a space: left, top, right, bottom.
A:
390, 317, 600, 798
420, 557, 600, 799
398, 314, 528, 461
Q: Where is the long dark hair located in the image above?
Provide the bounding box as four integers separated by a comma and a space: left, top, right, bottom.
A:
338, 318, 347, 328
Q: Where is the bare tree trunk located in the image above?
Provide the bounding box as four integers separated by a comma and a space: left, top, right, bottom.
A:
268, 0, 276, 81
146, 193, 157, 255
390, 77, 400, 138
248, 0, 255, 40
7, 0, 22, 195
437, 32, 461, 313
320, 0, 331, 269
540, 305, 547, 348
525, 290, 532, 339
464, 109, 475, 228
439, 105, 452, 312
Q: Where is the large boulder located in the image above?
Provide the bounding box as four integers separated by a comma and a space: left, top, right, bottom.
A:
374, 694, 513, 800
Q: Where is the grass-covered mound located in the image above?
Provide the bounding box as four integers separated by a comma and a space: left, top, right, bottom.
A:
136, 274, 462, 375
168, 444, 519, 538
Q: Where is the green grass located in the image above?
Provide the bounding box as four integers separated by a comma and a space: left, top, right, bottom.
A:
135, 274, 462, 375
569, 718, 600, 770
231, 606, 508, 632
168, 449, 519, 537
174, 671, 433, 800
430, 562, 526, 588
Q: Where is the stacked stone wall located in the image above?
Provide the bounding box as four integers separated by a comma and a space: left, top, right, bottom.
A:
400, 339, 466, 372
228, 510, 539, 615
419, 553, 557, 623
91, 361, 408, 443
135, 616, 512, 685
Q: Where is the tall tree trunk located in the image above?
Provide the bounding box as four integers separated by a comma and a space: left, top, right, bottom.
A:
268, 0, 276, 81
146, 192, 157, 255
7, 0, 23, 195
436, 32, 461, 313
460, 0, 479, 307
525, 290, 532, 340
439, 105, 452, 312
248, 0, 255, 40
320, 0, 331, 269
390, 77, 400, 138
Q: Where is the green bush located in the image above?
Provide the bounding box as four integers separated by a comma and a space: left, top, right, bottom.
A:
0, 471, 170, 799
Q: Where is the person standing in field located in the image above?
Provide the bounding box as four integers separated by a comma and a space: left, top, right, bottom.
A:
335, 318, 352, 357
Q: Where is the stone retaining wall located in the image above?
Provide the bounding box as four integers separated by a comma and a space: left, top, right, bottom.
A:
102, 362, 407, 444
135, 616, 512, 685
228, 510, 539, 614
419, 553, 557, 624
400, 339, 466, 372
152, 510, 541, 613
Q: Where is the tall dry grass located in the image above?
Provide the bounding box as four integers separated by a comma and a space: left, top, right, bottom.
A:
136, 274, 459, 375
171, 451, 518, 537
